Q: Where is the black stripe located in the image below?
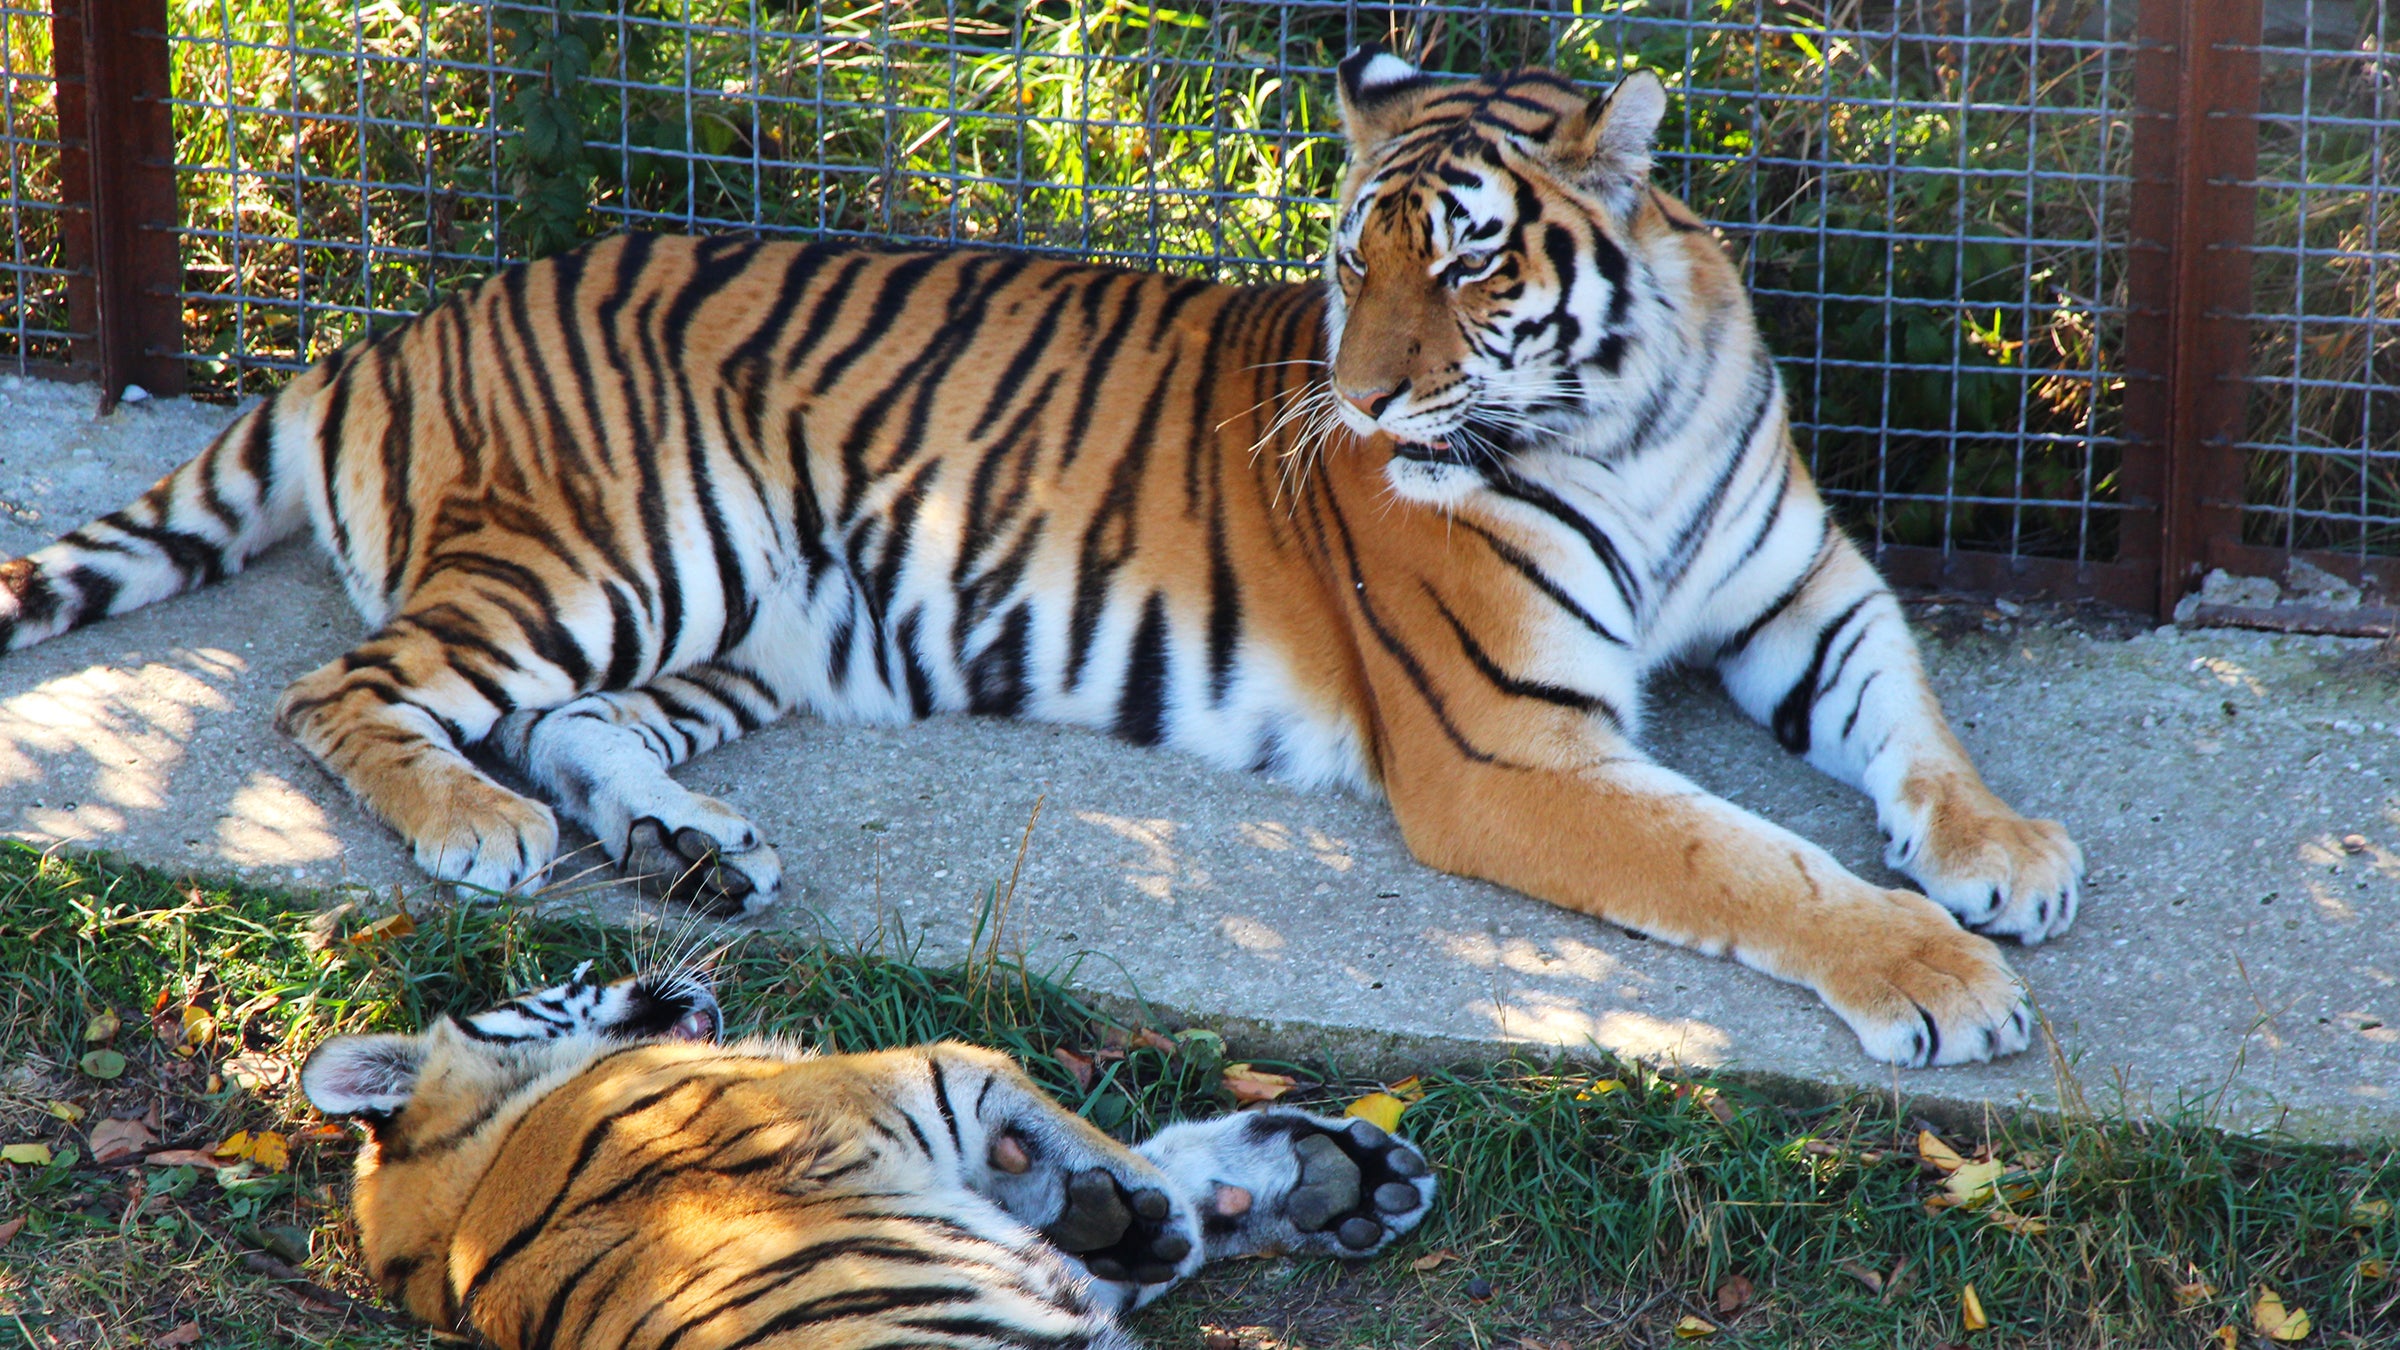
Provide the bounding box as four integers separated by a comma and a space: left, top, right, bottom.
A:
1428, 585, 1619, 729
1770, 596, 1870, 754
926, 1056, 962, 1153
1114, 592, 1172, 747
1456, 519, 1625, 647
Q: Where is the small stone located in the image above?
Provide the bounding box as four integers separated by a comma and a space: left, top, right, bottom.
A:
2342, 834, 2370, 854
119, 384, 151, 404
1464, 1275, 1494, 1301
2197, 568, 2279, 608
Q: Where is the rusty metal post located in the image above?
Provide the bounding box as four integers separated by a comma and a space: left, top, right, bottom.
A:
2121, 0, 2262, 618
51, 0, 184, 409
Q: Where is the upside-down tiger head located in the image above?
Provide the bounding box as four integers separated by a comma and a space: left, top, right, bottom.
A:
1326, 48, 1726, 503
299, 965, 720, 1323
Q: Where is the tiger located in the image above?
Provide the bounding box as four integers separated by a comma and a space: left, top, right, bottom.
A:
298, 965, 1436, 1349
0, 49, 2083, 1066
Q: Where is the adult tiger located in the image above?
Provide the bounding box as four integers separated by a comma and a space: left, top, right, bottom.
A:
0, 51, 2082, 1065
300, 965, 1435, 1348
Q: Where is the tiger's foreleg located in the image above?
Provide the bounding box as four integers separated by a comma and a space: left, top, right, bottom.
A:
1712, 534, 2083, 944
274, 592, 574, 896
484, 662, 786, 915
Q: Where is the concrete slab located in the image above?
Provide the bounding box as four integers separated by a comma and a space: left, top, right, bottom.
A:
2, 379, 2395, 1138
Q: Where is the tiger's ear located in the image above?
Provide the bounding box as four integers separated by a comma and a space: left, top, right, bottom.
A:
1336, 45, 1430, 157
1553, 69, 1669, 196
301, 1033, 428, 1118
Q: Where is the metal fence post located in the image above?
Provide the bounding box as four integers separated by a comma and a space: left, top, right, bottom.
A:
51, 0, 184, 411
2122, 0, 2262, 619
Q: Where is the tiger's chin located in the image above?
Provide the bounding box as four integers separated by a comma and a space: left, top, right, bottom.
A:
1383, 444, 1490, 509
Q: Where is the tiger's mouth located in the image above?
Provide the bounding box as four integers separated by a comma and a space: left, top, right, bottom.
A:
1390, 437, 1489, 469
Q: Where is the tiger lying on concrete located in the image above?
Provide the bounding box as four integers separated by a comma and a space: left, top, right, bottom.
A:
301, 966, 1436, 1349
4, 50, 2080, 1065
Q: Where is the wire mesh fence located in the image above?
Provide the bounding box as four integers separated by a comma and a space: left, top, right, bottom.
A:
0, 4, 71, 373
2, 2, 2397, 611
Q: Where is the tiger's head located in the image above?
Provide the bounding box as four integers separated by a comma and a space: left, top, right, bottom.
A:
1326, 49, 1731, 505
299, 964, 720, 1324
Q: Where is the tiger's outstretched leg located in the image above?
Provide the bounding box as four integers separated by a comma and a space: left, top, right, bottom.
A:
484, 661, 788, 914
274, 578, 584, 896
1712, 535, 2083, 944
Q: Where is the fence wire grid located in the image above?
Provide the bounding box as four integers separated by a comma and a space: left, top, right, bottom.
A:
1, 2, 2396, 590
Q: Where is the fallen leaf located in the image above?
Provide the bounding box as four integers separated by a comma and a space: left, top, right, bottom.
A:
1573, 1079, 1627, 1102
1387, 1074, 1426, 1102
2359, 1259, 2389, 1280
1944, 1159, 2009, 1207
1221, 1063, 1298, 1106
2173, 1280, 2219, 1308
88, 1117, 156, 1164
1714, 1273, 1753, 1315
1053, 1046, 1095, 1090
291, 1123, 348, 1145
211, 1130, 291, 1172
1410, 1249, 1459, 1272
1882, 1257, 1916, 1303
79, 1049, 127, 1080
157, 1323, 200, 1348
2252, 1286, 2311, 1341
1, 1143, 54, 1166
1960, 1283, 1988, 1332
0, 1216, 22, 1246
1985, 1209, 2049, 1236
1671, 1315, 1716, 1339
83, 1010, 120, 1044
1837, 1259, 1884, 1295
43, 1100, 85, 1123
2350, 1198, 2392, 1225
222, 1053, 290, 1093
1136, 1028, 1177, 1055
176, 1004, 216, 1054
2212, 1327, 2238, 1350
144, 1150, 225, 1169
1345, 1092, 1408, 1132
347, 911, 417, 945
1918, 1129, 1968, 1173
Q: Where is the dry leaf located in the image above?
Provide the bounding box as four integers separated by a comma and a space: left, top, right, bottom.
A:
1573, 1079, 1627, 1102
176, 1004, 216, 1054
291, 1123, 348, 1146
2358, 1259, 2389, 1280
83, 1010, 120, 1044
1671, 1315, 1716, 1339
213, 1130, 291, 1172
157, 1323, 201, 1348
1944, 1159, 2008, 1207
0, 1216, 21, 1246
2211, 1328, 2238, 1350
1, 1143, 55, 1166
1918, 1130, 1968, 1173
88, 1116, 156, 1165
1387, 1075, 1426, 1102
2252, 1286, 2311, 1341
43, 1100, 85, 1123
2350, 1198, 2392, 1225
2173, 1280, 2218, 1308
1960, 1283, 1988, 1332
1714, 1274, 1753, 1315
1221, 1063, 1298, 1106
222, 1053, 290, 1093
144, 1149, 225, 1169
1985, 1209, 2048, 1237
1410, 1249, 1459, 1273
348, 911, 417, 945
1837, 1260, 1884, 1295
1053, 1046, 1095, 1090
1136, 1028, 1177, 1056
1345, 1092, 1408, 1132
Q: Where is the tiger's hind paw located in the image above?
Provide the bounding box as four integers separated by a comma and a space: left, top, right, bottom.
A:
620, 807, 779, 916
1137, 1109, 1435, 1261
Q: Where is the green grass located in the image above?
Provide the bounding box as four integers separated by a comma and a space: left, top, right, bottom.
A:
1, 841, 2394, 1348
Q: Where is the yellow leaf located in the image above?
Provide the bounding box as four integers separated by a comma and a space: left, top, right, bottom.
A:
347, 911, 417, 945
178, 1004, 216, 1052
2350, 1198, 2392, 1225
1960, 1283, 1988, 1332
2174, 1280, 2219, 1308
2252, 1286, 2311, 1341
1385, 1075, 1426, 1103
1918, 1129, 1967, 1173
82, 1010, 119, 1043
1345, 1092, 1408, 1132
212, 1130, 252, 1160
1221, 1064, 1298, 1106
1, 1143, 54, 1166
244, 1131, 290, 1172
1945, 1159, 2008, 1207
1671, 1315, 1716, 1339
2356, 1259, 2388, 1280
1409, 1249, 1458, 1272
1985, 1209, 2048, 1236
2212, 1326, 2238, 1350
43, 1101, 85, 1123
1574, 1079, 1627, 1102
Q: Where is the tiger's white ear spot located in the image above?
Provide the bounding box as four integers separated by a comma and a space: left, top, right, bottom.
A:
1352, 52, 1421, 94
301, 1033, 427, 1118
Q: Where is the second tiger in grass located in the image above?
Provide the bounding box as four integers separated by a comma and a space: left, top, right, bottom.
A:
0, 51, 2082, 1065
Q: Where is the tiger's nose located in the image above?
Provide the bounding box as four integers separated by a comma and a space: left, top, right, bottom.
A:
1338, 383, 1403, 418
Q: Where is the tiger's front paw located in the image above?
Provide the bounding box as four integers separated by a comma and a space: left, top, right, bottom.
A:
408, 776, 559, 899
1137, 1109, 1436, 1262
1885, 777, 2082, 945
1820, 890, 2034, 1067
620, 805, 780, 917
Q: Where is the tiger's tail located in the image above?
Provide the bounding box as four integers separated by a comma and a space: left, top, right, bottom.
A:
0, 379, 323, 653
